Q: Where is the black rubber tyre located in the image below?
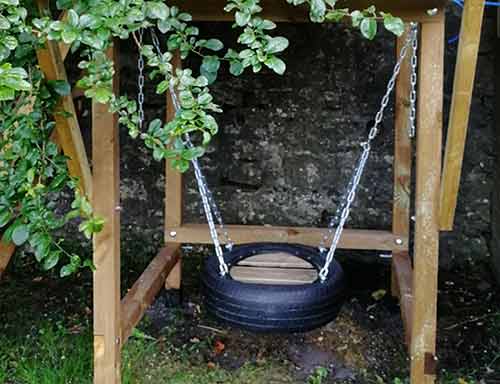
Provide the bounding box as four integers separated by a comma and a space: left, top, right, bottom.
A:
201, 243, 345, 333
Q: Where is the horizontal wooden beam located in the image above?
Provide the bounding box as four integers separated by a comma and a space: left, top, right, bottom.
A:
167, 224, 408, 251
393, 251, 413, 348
120, 244, 181, 344
168, 0, 447, 23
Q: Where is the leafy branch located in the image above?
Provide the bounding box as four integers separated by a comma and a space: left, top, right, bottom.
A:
0, 0, 405, 275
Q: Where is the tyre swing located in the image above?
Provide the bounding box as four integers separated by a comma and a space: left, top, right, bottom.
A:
139, 24, 419, 333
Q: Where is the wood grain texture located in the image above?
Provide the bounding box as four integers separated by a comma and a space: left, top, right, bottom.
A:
0, 241, 15, 279
165, 51, 183, 290
231, 266, 317, 285
168, 224, 408, 251
410, 17, 444, 384
92, 45, 121, 384
121, 244, 181, 343
393, 251, 413, 348
440, 0, 485, 230
238, 252, 314, 269
392, 26, 413, 297
35, 0, 91, 197
168, 0, 448, 22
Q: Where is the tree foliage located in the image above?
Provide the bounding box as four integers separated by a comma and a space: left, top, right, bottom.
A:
0, 0, 404, 275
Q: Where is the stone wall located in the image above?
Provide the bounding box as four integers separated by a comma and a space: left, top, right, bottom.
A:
113, 8, 496, 270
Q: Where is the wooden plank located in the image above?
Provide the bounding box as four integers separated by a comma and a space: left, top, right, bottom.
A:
392, 26, 413, 296
410, 17, 444, 384
439, 0, 485, 230
35, 0, 91, 197
92, 45, 121, 384
0, 240, 15, 279
230, 266, 317, 285
165, 51, 183, 290
168, 224, 408, 251
121, 244, 181, 343
393, 251, 413, 348
168, 0, 448, 23
238, 252, 313, 269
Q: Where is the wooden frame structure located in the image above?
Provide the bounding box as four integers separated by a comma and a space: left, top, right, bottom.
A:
0, 0, 486, 383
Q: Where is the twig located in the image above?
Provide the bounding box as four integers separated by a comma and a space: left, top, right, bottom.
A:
443, 313, 497, 330
197, 324, 227, 334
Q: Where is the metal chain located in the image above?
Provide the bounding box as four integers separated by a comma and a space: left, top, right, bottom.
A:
318, 24, 418, 281
151, 29, 233, 250
168, 85, 229, 275
137, 28, 145, 130
151, 29, 234, 248
149, 29, 232, 274
408, 23, 418, 138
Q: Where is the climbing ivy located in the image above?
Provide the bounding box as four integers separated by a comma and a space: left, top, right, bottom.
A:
0, 0, 404, 275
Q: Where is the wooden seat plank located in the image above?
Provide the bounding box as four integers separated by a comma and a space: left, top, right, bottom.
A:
231, 266, 318, 285
238, 252, 314, 269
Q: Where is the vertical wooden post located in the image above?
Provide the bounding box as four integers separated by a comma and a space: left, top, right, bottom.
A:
0, 241, 15, 278
440, 0, 485, 230
93, 44, 121, 384
165, 51, 183, 290
392, 25, 414, 348
410, 16, 444, 384
392, 26, 413, 296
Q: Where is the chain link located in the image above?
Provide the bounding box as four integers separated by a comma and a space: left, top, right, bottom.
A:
408, 23, 418, 138
151, 29, 234, 250
137, 28, 145, 130
143, 27, 418, 281
150, 28, 233, 275
318, 24, 418, 281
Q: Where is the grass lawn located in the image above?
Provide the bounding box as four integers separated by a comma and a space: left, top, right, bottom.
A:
1, 249, 499, 384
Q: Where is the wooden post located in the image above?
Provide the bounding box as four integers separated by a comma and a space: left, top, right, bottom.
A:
92, 44, 121, 384
440, 0, 485, 230
164, 51, 183, 290
35, 23, 92, 196
410, 16, 444, 384
0, 241, 15, 279
392, 26, 413, 297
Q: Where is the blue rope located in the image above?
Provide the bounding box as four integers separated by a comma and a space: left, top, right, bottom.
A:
449, 0, 497, 44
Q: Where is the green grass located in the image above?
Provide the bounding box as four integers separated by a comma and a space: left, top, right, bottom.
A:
0, 320, 293, 384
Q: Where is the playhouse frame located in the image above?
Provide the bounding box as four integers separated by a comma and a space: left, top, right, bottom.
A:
0, 0, 487, 383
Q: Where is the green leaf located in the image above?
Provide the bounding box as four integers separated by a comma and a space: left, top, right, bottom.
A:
229, 60, 244, 76
61, 28, 78, 44
383, 15, 405, 36
60, 264, 76, 277
310, 0, 326, 22
0, 210, 11, 228
264, 57, 286, 75
204, 39, 224, 51
350, 10, 363, 27
48, 80, 71, 96
235, 11, 251, 26
0, 15, 11, 30
360, 17, 377, 40
94, 87, 113, 103
147, 2, 169, 20
200, 56, 220, 84
265, 36, 289, 54
12, 225, 29, 246
43, 251, 60, 270
67, 9, 79, 27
